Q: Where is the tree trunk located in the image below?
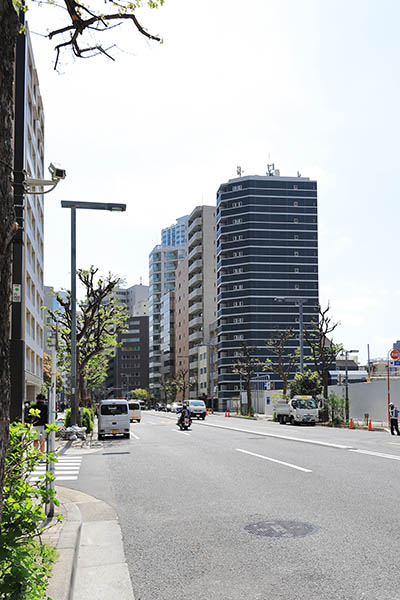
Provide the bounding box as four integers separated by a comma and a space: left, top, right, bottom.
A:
246, 379, 252, 414
0, 0, 19, 524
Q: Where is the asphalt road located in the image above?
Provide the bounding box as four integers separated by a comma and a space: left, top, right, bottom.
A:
66, 413, 400, 600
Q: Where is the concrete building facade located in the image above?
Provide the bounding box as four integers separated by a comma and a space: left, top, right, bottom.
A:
11, 28, 46, 408
187, 206, 217, 398
216, 173, 319, 409
174, 258, 190, 400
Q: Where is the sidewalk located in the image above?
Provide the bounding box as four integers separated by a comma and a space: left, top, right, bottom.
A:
44, 486, 135, 600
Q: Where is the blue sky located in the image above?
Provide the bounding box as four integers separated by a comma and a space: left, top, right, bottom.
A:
27, 0, 400, 363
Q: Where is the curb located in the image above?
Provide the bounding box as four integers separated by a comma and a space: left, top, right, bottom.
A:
46, 486, 135, 600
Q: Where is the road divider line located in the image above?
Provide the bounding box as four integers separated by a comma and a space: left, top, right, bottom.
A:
236, 448, 312, 473
131, 432, 140, 440
200, 422, 352, 449
173, 429, 190, 436
349, 449, 400, 461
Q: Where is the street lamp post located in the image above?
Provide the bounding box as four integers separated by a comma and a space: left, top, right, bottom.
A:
344, 349, 358, 423
61, 200, 126, 426
274, 296, 309, 372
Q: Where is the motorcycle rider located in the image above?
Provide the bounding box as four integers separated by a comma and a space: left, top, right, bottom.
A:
178, 401, 191, 427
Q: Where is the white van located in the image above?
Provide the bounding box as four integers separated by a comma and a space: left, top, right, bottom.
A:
98, 399, 130, 440
128, 401, 141, 423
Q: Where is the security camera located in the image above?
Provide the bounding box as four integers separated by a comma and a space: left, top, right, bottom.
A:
49, 163, 66, 180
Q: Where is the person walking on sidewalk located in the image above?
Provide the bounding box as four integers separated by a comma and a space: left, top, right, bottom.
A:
31, 393, 48, 453
390, 403, 400, 435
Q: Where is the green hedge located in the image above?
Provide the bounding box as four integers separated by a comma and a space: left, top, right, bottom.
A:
64, 407, 94, 433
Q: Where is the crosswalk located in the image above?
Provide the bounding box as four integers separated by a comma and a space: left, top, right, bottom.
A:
30, 455, 82, 482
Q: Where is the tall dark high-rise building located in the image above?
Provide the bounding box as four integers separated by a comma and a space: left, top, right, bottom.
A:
216, 172, 319, 409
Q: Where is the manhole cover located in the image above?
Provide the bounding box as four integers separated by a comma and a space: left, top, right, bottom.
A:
244, 520, 318, 538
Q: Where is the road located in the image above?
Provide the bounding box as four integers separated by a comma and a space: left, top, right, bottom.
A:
63, 412, 400, 600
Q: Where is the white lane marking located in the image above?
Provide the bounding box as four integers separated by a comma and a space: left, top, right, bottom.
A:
149, 421, 157, 425
131, 432, 140, 440
202, 422, 352, 449
388, 442, 400, 446
173, 429, 190, 436
236, 448, 312, 473
30, 455, 83, 482
349, 449, 400, 461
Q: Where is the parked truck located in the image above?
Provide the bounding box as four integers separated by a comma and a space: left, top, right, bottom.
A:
276, 395, 319, 425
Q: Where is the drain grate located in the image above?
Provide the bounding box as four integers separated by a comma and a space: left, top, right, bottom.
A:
244, 520, 318, 538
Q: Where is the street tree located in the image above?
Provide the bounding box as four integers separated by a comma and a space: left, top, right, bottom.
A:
130, 388, 148, 402
289, 370, 322, 399
175, 368, 188, 400
47, 267, 128, 412
232, 342, 262, 416
263, 328, 299, 395
304, 303, 343, 399
0, 0, 164, 521
41, 352, 64, 395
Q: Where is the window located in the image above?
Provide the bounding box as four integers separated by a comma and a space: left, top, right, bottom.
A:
295, 284, 300, 290
100, 404, 128, 415
294, 268, 299, 273
233, 268, 243, 274
293, 185, 298, 190
232, 186, 242, 192
233, 301, 243, 307
233, 218, 242, 225
233, 284, 243, 290
293, 201, 298, 207
294, 235, 299, 240
294, 251, 299, 257
233, 251, 243, 257
233, 235, 243, 241
233, 318, 243, 324
234, 334, 244, 340
294, 218, 299, 224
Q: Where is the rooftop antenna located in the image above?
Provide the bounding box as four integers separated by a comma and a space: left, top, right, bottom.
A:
140, 276, 142, 285
297, 171, 301, 177
267, 163, 275, 176
237, 165, 243, 177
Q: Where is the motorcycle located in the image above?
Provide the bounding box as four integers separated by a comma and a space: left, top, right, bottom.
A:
177, 414, 192, 431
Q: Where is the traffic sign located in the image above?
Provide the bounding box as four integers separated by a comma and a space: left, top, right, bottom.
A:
390, 349, 400, 360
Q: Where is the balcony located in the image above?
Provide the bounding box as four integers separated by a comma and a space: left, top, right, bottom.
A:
188, 258, 203, 274
188, 301, 202, 315
189, 359, 198, 370
189, 315, 203, 328
189, 330, 203, 343
188, 231, 202, 250
188, 244, 203, 262
188, 216, 202, 235
188, 273, 203, 289
188, 287, 202, 302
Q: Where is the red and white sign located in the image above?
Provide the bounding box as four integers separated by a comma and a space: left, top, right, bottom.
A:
390, 349, 400, 360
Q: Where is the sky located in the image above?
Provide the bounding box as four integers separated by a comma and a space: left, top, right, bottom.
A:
26, 0, 400, 364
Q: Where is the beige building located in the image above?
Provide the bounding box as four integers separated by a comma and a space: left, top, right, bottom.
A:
187, 206, 217, 399
174, 258, 189, 400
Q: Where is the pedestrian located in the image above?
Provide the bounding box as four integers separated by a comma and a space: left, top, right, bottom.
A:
31, 393, 48, 453
24, 401, 32, 424
390, 403, 400, 436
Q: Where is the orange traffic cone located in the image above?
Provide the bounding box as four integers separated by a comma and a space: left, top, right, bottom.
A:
349, 418, 353, 429
368, 419, 372, 431
225, 411, 227, 417
228, 410, 230, 417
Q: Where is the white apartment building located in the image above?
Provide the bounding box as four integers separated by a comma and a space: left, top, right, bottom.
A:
187, 206, 217, 398
23, 29, 45, 402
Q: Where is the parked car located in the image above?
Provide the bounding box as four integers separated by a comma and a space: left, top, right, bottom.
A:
171, 402, 183, 413
188, 400, 207, 420
155, 402, 167, 411
166, 403, 172, 412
